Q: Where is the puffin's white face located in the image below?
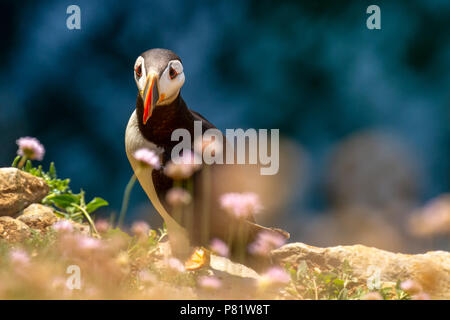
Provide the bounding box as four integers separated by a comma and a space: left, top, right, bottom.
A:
134, 56, 185, 103
134, 56, 185, 124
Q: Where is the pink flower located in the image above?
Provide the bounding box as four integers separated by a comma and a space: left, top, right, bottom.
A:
198, 276, 222, 290
412, 292, 431, 300
248, 231, 286, 256
77, 235, 102, 251
361, 292, 383, 300
95, 219, 110, 233
210, 238, 229, 257
167, 257, 185, 272
133, 148, 160, 169
220, 192, 263, 218
400, 279, 423, 295
52, 220, 74, 233
138, 270, 157, 284
16, 137, 45, 161
9, 249, 30, 266
164, 150, 202, 179
166, 187, 192, 207
131, 221, 150, 238
259, 267, 290, 287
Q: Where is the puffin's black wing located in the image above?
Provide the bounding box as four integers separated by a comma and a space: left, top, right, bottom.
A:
189, 109, 217, 130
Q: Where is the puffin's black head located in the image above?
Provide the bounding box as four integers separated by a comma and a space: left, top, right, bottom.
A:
134, 48, 185, 125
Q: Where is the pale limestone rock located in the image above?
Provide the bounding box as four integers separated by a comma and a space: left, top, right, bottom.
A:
0, 168, 49, 217
272, 242, 450, 300
17, 203, 57, 232
0, 216, 31, 242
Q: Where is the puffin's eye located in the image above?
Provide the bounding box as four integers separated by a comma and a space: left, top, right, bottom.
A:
135, 64, 142, 78
169, 67, 178, 80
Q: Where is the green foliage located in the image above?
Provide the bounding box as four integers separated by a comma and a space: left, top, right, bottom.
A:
12, 156, 108, 227
284, 260, 410, 300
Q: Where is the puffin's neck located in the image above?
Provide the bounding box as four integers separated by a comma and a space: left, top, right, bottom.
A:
136, 94, 195, 147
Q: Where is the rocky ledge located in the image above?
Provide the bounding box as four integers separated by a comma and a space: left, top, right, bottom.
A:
272, 242, 450, 299
0, 167, 90, 240
0, 166, 449, 299
0, 167, 49, 216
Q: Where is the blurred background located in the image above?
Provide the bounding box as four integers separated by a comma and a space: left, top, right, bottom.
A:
0, 0, 449, 253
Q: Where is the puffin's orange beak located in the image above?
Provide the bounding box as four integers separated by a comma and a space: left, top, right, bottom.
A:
142, 73, 159, 125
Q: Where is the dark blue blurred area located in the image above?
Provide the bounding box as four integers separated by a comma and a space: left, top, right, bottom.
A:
0, 0, 449, 233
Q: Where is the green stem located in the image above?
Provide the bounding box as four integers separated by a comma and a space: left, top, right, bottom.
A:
238, 219, 246, 264
227, 222, 235, 258
186, 177, 194, 238
201, 166, 211, 245
72, 203, 99, 237
118, 173, 137, 228
18, 156, 28, 169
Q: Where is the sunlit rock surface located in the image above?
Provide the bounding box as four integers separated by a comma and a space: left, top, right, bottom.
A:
272, 242, 450, 299
0, 167, 49, 216
0, 216, 31, 242
17, 203, 58, 232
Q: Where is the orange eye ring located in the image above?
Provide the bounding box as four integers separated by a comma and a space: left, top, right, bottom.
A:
169, 66, 177, 79
135, 65, 142, 78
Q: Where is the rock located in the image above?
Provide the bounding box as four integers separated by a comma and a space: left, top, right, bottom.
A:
17, 203, 58, 232
272, 242, 450, 300
210, 255, 260, 280
0, 167, 49, 217
0, 216, 31, 242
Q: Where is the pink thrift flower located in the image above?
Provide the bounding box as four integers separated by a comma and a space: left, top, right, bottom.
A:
168, 257, 185, 272
361, 292, 383, 300
95, 219, 110, 233
220, 192, 263, 218
210, 238, 229, 257
133, 148, 160, 169
131, 221, 150, 238
164, 150, 202, 179
52, 220, 74, 233
400, 279, 423, 295
166, 187, 192, 207
77, 235, 102, 251
259, 267, 290, 287
198, 276, 222, 290
412, 292, 431, 300
138, 270, 157, 284
16, 137, 45, 161
248, 231, 286, 256
9, 249, 30, 266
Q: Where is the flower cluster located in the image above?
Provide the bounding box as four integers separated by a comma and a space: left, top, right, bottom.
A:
52, 220, 74, 233
164, 150, 202, 180
166, 187, 192, 207
16, 137, 45, 161
131, 221, 151, 238
133, 148, 161, 169
198, 276, 222, 290
210, 238, 229, 257
258, 267, 290, 288
220, 192, 263, 218
167, 257, 185, 273
400, 279, 430, 300
248, 230, 286, 256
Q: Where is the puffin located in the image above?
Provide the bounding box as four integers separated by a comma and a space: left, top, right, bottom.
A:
125, 48, 289, 271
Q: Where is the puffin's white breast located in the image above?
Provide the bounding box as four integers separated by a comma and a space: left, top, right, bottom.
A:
125, 110, 190, 256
